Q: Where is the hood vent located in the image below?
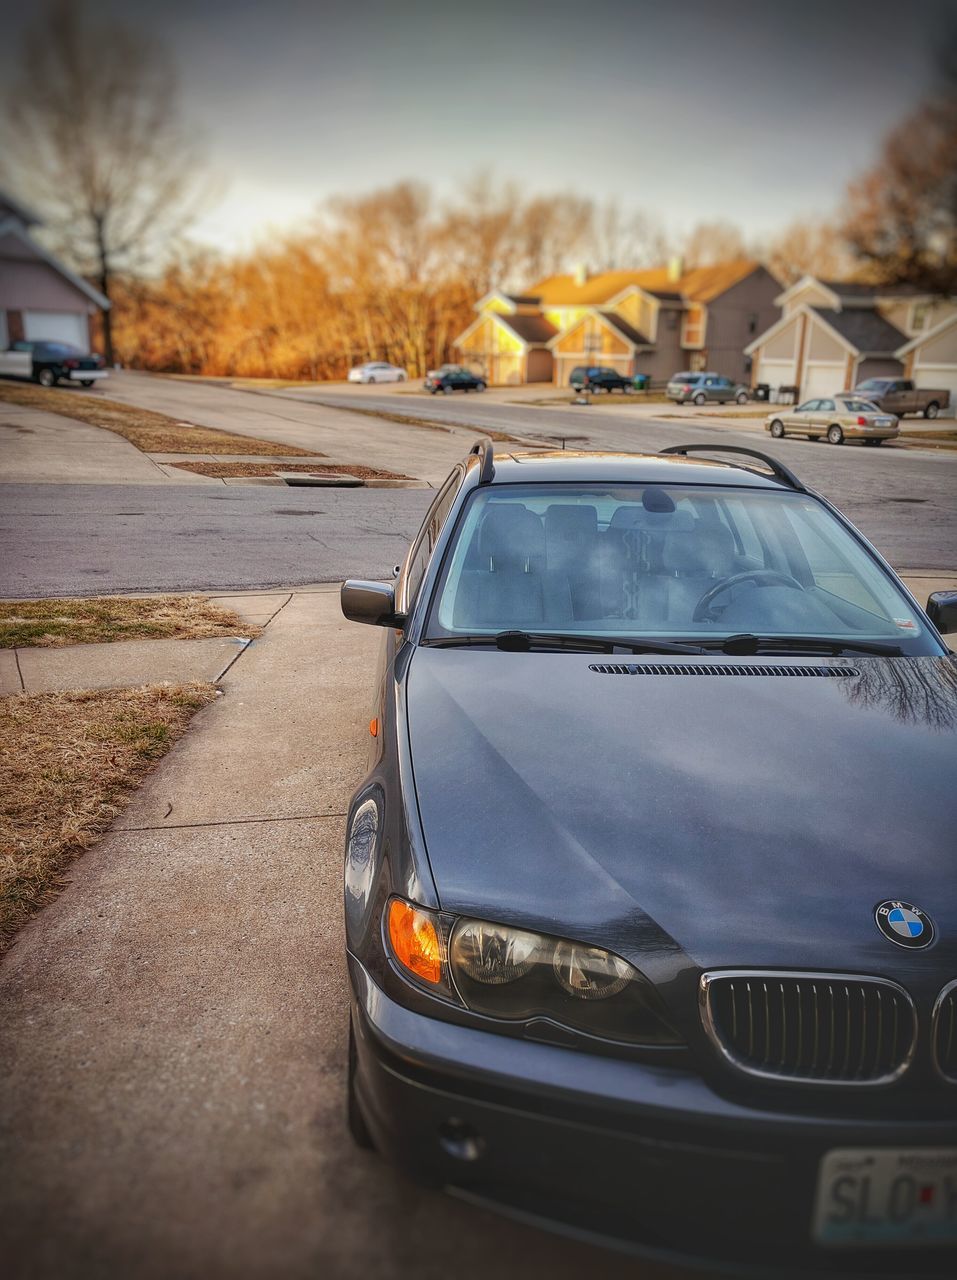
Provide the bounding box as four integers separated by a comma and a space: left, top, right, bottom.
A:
588, 662, 859, 678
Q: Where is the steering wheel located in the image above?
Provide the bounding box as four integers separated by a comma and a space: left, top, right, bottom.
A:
693, 569, 805, 622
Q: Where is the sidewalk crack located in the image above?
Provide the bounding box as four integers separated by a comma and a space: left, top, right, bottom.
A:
119, 810, 347, 832
13, 648, 25, 692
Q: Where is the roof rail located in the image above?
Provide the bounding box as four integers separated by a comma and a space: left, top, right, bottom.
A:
469, 438, 495, 485
658, 444, 805, 492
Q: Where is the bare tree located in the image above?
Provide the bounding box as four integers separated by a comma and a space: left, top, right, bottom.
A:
2, 1, 205, 363
765, 217, 851, 284
839, 94, 957, 294
682, 219, 751, 267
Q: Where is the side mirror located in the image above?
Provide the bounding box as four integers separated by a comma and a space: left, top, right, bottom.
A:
341, 579, 404, 628
926, 590, 957, 636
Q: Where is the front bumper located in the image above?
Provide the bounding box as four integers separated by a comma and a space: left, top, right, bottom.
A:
349, 955, 955, 1276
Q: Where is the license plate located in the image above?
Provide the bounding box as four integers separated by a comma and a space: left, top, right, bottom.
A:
813, 1147, 957, 1246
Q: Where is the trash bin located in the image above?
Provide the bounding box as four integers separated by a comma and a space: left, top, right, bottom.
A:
632, 373, 650, 391
754, 383, 770, 402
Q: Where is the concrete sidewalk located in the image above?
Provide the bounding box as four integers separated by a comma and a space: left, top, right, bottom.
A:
0, 405, 171, 484
0, 589, 654, 1280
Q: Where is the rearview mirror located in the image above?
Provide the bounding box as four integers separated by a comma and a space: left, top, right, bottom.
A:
341, 580, 404, 628
926, 590, 957, 636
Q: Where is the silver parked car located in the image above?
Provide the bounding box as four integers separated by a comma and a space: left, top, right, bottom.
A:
667, 372, 750, 405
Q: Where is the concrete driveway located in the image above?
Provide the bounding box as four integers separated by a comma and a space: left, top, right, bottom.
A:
0, 589, 682, 1280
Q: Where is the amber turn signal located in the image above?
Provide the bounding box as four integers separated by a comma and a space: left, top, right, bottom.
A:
387, 899, 442, 985
369, 717, 378, 737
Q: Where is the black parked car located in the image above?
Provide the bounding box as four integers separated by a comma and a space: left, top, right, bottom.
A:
0, 340, 107, 388
340, 441, 957, 1275
569, 365, 633, 393
424, 369, 486, 394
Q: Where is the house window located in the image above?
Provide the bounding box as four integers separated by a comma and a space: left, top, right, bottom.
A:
682, 304, 706, 348
911, 301, 930, 332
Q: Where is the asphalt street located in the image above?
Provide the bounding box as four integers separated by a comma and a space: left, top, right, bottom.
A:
2, 374, 955, 596
0, 485, 432, 597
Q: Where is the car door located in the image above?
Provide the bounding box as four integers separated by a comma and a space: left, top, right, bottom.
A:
788, 400, 819, 433
814, 398, 837, 433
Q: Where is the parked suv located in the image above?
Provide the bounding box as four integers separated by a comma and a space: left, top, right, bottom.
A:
569, 366, 633, 393
667, 372, 749, 405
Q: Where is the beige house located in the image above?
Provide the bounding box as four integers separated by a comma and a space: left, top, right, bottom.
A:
897, 311, 957, 411
745, 277, 957, 405
454, 261, 780, 386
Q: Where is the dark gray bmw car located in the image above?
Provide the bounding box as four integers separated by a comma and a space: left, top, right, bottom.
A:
340, 442, 957, 1276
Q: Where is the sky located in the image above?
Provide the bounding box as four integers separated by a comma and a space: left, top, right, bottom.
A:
0, 0, 950, 256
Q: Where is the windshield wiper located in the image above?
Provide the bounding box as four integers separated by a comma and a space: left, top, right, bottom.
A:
421, 631, 709, 655
716, 633, 904, 657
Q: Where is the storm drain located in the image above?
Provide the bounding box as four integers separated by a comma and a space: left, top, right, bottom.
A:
588, 663, 859, 678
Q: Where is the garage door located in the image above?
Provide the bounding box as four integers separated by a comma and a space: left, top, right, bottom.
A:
915, 365, 957, 418
23, 311, 89, 347
803, 361, 847, 402
756, 358, 795, 391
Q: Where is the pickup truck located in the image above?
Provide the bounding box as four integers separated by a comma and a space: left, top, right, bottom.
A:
853, 378, 950, 419
0, 340, 107, 388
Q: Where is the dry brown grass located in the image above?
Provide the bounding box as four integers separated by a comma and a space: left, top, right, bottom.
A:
0, 682, 217, 952
0, 595, 261, 649
334, 401, 523, 444
170, 460, 408, 479
0, 382, 315, 456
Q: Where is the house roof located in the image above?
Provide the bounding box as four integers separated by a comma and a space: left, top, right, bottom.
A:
528, 259, 762, 307
810, 306, 907, 355
0, 190, 40, 227
820, 279, 926, 300
0, 217, 110, 310
597, 311, 652, 348
494, 313, 558, 345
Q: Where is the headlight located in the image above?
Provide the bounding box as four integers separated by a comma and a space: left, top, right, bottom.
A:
449, 917, 680, 1045
384, 900, 682, 1048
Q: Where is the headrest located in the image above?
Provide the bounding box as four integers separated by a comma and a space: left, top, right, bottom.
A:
544, 504, 598, 541
661, 525, 735, 576
479, 504, 544, 569
642, 487, 676, 513
609, 506, 695, 531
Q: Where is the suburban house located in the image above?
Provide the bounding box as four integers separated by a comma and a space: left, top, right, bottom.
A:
745, 276, 957, 407
453, 260, 781, 386
0, 191, 109, 351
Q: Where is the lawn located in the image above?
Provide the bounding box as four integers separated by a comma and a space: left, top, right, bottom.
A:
0, 382, 316, 456
0, 595, 260, 649
0, 682, 217, 952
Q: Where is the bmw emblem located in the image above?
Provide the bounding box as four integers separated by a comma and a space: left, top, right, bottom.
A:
875, 900, 935, 949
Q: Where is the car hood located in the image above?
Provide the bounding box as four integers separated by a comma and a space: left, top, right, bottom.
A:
406, 650, 957, 975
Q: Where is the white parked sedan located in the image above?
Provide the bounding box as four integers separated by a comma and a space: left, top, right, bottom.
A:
347, 362, 407, 384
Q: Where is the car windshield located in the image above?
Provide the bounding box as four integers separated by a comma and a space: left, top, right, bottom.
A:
424, 483, 940, 654
856, 379, 889, 392
841, 399, 882, 413
672, 373, 696, 382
